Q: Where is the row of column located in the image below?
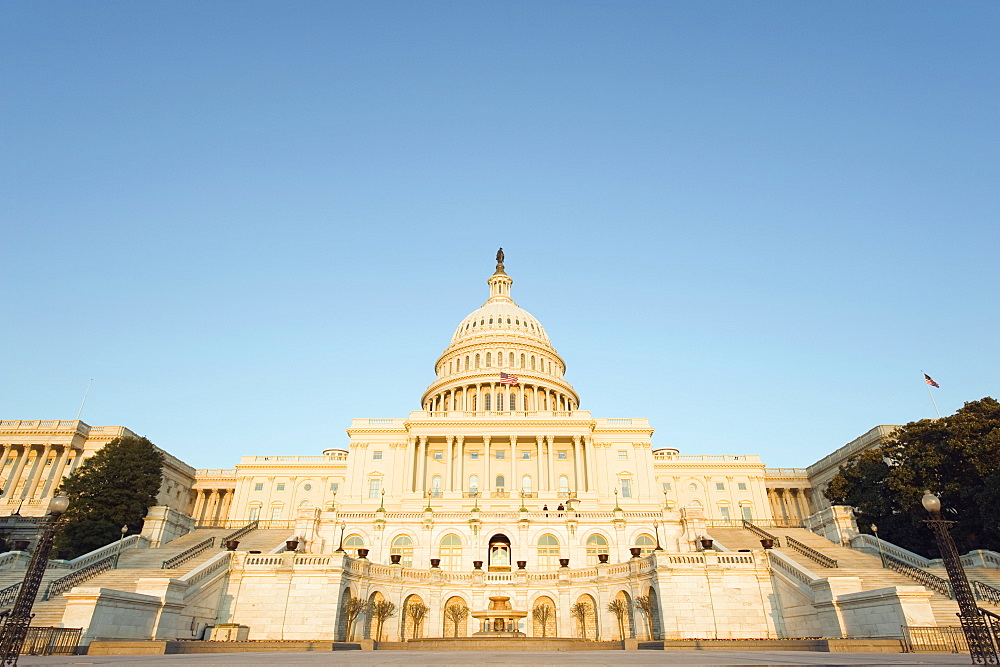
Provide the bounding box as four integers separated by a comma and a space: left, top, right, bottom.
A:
0, 444, 79, 502
424, 383, 576, 413
191, 488, 235, 524
404, 435, 596, 495
767, 487, 814, 522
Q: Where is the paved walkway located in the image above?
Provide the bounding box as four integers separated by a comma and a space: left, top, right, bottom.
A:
16, 650, 975, 666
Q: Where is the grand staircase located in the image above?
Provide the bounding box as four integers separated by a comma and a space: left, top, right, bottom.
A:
707, 524, 1000, 626
3, 527, 293, 627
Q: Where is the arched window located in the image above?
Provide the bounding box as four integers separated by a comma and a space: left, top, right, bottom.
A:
520, 354, 525, 368
586, 534, 609, 565
559, 475, 569, 493
634, 534, 656, 555
431, 475, 442, 497
498, 351, 503, 367
486, 352, 491, 367
509, 352, 514, 366
537, 534, 560, 570
391, 535, 414, 567
475, 354, 480, 368
485, 393, 491, 411
469, 475, 479, 495
299, 500, 311, 508
495, 475, 505, 490
465, 356, 469, 370
509, 393, 516, 410
440, 534, 462, 571
531, 356, 536, 370
521, 475, 532, 493
344, 534, 365, 557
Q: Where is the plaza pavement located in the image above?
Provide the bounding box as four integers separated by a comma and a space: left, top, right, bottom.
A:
15, 650, 975, 666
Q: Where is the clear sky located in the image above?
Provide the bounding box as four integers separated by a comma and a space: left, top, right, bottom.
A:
3, 1, 998, 471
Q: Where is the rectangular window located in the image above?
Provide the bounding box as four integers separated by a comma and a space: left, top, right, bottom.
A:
738, 482, 747, 491
719, 506, 731, 521
330, 483, 339, 492
368, 479, 380, 499
254, 483, 263, 491
270, 507, 281, 521
373, 451, 383, 460
470, 451, 480, 460
521, 451, 530, 460
557, 451, 567, 460
248, 507, 260, 521
661, 482, 672, 491
620, 478, 632, 498
618, 451, 628, 460
276, 483, 285, 491
433, 451, 443, 460
741, 506, 753, 521
716, 483, 725, 491
495, 450, 505, 460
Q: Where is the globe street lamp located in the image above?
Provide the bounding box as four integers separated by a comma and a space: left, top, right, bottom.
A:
921, 490, 998, 664
0, 495, 70, 666
652, 520, 663, 551
113, 524, 128, 569
336, 521, 347, 553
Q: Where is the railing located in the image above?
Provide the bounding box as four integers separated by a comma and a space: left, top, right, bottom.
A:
974, 581, 1000, 606
162, 536, 215, 569
179, 551, 233, 598
43, 555, 116, 600
0, 551, 24, 570
884, 554, 951, 597
784, 536, 837, 568
741, 519, 780, 546
901, 625, 967, 653
462, 492, 480, 498
68, 534, 149, 570
195, 519, 295, 530
222, 520, 259, 545
767, 550, 819, 594
851, 533, 931, 568
0, 582, 21, 607
490, 491, 509, 498
19, 627, 83, 656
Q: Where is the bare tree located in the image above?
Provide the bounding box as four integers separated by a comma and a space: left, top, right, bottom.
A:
634, 594, 654, 640
606, 598, 629, 641
444, 603, 470, 637
368, 599, 396, 642
532, 603, 553, 638
342, 597, 368, 641
406, 601, 429, 639
569, 601, 591, 640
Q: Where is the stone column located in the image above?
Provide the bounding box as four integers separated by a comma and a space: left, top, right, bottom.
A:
510, 435, 518, 494
403, 437, 415, 493
4, 446, 29, 499
22, 445, 52, 499
546, 436, 555, 493
418, 436, 429, 494
446, 435, 455, 493
572, 436, 583, 495
584, 436, 596, 493
456, 436, 465, 494
484, 436, 492, 495
42, 445, 73, 498
536, 436, 544, 493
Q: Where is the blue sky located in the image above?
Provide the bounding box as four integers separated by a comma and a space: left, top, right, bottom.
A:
3, 1, 998, 470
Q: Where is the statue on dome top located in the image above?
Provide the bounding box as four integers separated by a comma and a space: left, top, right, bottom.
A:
496, 247, 505, 266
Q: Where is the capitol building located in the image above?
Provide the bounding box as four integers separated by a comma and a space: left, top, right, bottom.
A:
0, 253, 962, 647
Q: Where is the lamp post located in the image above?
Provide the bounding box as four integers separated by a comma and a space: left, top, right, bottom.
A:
921, 490, 998, 664
336, 521, 346, 553
870, 523, 886, 568
113, 524, 128, 569
652, 520, 663, 551
0, 494, 70, 666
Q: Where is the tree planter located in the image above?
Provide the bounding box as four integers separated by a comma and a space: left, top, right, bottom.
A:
760, 538, 775, 549
598, 554, 610, 564
225, 540, 240, 551
285, 540, 299, 552
559, 558, 570, 568
473, 560, 483, 570
517, 560, 526, 569
390, 554, 402, 564
357, 548, 369, 559
629, 547, 642, 558
430, 558, 440, 568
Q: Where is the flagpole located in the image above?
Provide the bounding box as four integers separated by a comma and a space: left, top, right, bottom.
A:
921, 371, 941, 419
76, 379, 93, 421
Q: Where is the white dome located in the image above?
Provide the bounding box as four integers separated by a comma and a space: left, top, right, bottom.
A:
451, 301, 550, 345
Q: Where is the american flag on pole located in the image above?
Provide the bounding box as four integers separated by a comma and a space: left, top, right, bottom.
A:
924, 373, 940, 388
500, 372, 518, 386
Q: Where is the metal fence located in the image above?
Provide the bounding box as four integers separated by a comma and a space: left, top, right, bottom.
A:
20, 627, 82, 656
902, 625, 969, 653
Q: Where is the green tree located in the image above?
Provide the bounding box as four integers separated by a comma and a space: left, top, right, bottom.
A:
826, 397, 1000, 557
54, 435, 164, 559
